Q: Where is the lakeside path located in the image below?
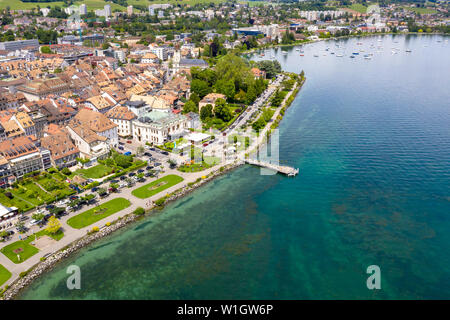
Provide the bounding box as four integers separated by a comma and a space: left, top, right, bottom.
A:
0, 71, 304, 296
0, 165, 218, 289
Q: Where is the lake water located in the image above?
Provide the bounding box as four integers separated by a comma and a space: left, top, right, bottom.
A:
20, 34, 450, 299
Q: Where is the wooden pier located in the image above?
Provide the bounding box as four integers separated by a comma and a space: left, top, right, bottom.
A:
245, 159, 299, 176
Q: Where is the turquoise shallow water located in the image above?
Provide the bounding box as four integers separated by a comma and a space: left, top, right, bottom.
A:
20, 34, 450, 299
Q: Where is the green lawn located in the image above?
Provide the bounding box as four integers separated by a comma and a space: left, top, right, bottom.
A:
178, 157, 220, 173
0, 240, 39, 264
67, 198, 131, 229
346, 4, 368, 14
0, 264, 11, 287
72, 164, 114, 179
132, 175, 184, 199
25, 229, 64, 242
403, 6, 437, 14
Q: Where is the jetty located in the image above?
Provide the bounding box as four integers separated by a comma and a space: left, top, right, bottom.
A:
245, 159, 299, 177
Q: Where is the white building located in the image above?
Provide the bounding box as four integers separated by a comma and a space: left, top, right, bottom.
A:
80, 4, 87, 15
106, 106, 137, 137
132, 111, 187, 145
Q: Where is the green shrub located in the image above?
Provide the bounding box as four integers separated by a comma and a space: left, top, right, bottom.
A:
155, 198, 166, 206
133, 207, 145, 215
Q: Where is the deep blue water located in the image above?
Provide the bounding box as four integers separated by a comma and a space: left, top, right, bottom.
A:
20, 34, 450, 299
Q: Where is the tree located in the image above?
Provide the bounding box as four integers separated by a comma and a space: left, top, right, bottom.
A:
114, 154, 132, 168
40, 46, 53, 54
136, 145, 145, 156
183, 100, 198, 114
0, 231, 9, 240
246, 84, 257, 104
46, 216, 61, 234
214, 100, 232, 122
61, 167, 71, 175
200, 104, 213, 121
32, 213, 44, 221
215, 78, 235, 100
191, 79, 211, 98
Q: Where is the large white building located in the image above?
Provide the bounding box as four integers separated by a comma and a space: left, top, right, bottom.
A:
132, 111, 187, 145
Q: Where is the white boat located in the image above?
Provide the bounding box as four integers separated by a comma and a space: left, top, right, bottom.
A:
336, 54, 343, 57
313, 54, 319, 57
296, 48, 300, 51
282, 51, 288, 55
406, 49, 412, 53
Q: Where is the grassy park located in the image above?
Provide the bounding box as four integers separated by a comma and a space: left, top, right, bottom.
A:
0, 264, 11, 286
0, 240, 39, 264
71, 164, 114, 179
67, 198, 131, 229
132, 175, 184, 199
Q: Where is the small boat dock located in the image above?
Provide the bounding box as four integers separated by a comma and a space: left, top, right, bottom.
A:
245, 159, 299, 177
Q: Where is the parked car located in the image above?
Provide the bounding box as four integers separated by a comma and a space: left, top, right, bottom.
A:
169, 163, 177, 169
91, 187, 99, 192
124, 151, 132, 156
19, 216, 29, 222
137, 178, 146, 183
137, 169, 144, 173
110, 179, 119, 183
149, 147, 155, 151
120, 175, 126, 181
118, 146, 124, 150
146, 166, 153, 170
69, 195, 79, 201
144, 152, 151, 156
203, 143, 208, 147
44, 213, 53, 221
144, 172, 152, 177
161, 151, 169, 155
45, 204, 55, 210
128, 172, 136, 177
154, 162, 161, 167
127, 140, 132, 144
29, 219, 40, 227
